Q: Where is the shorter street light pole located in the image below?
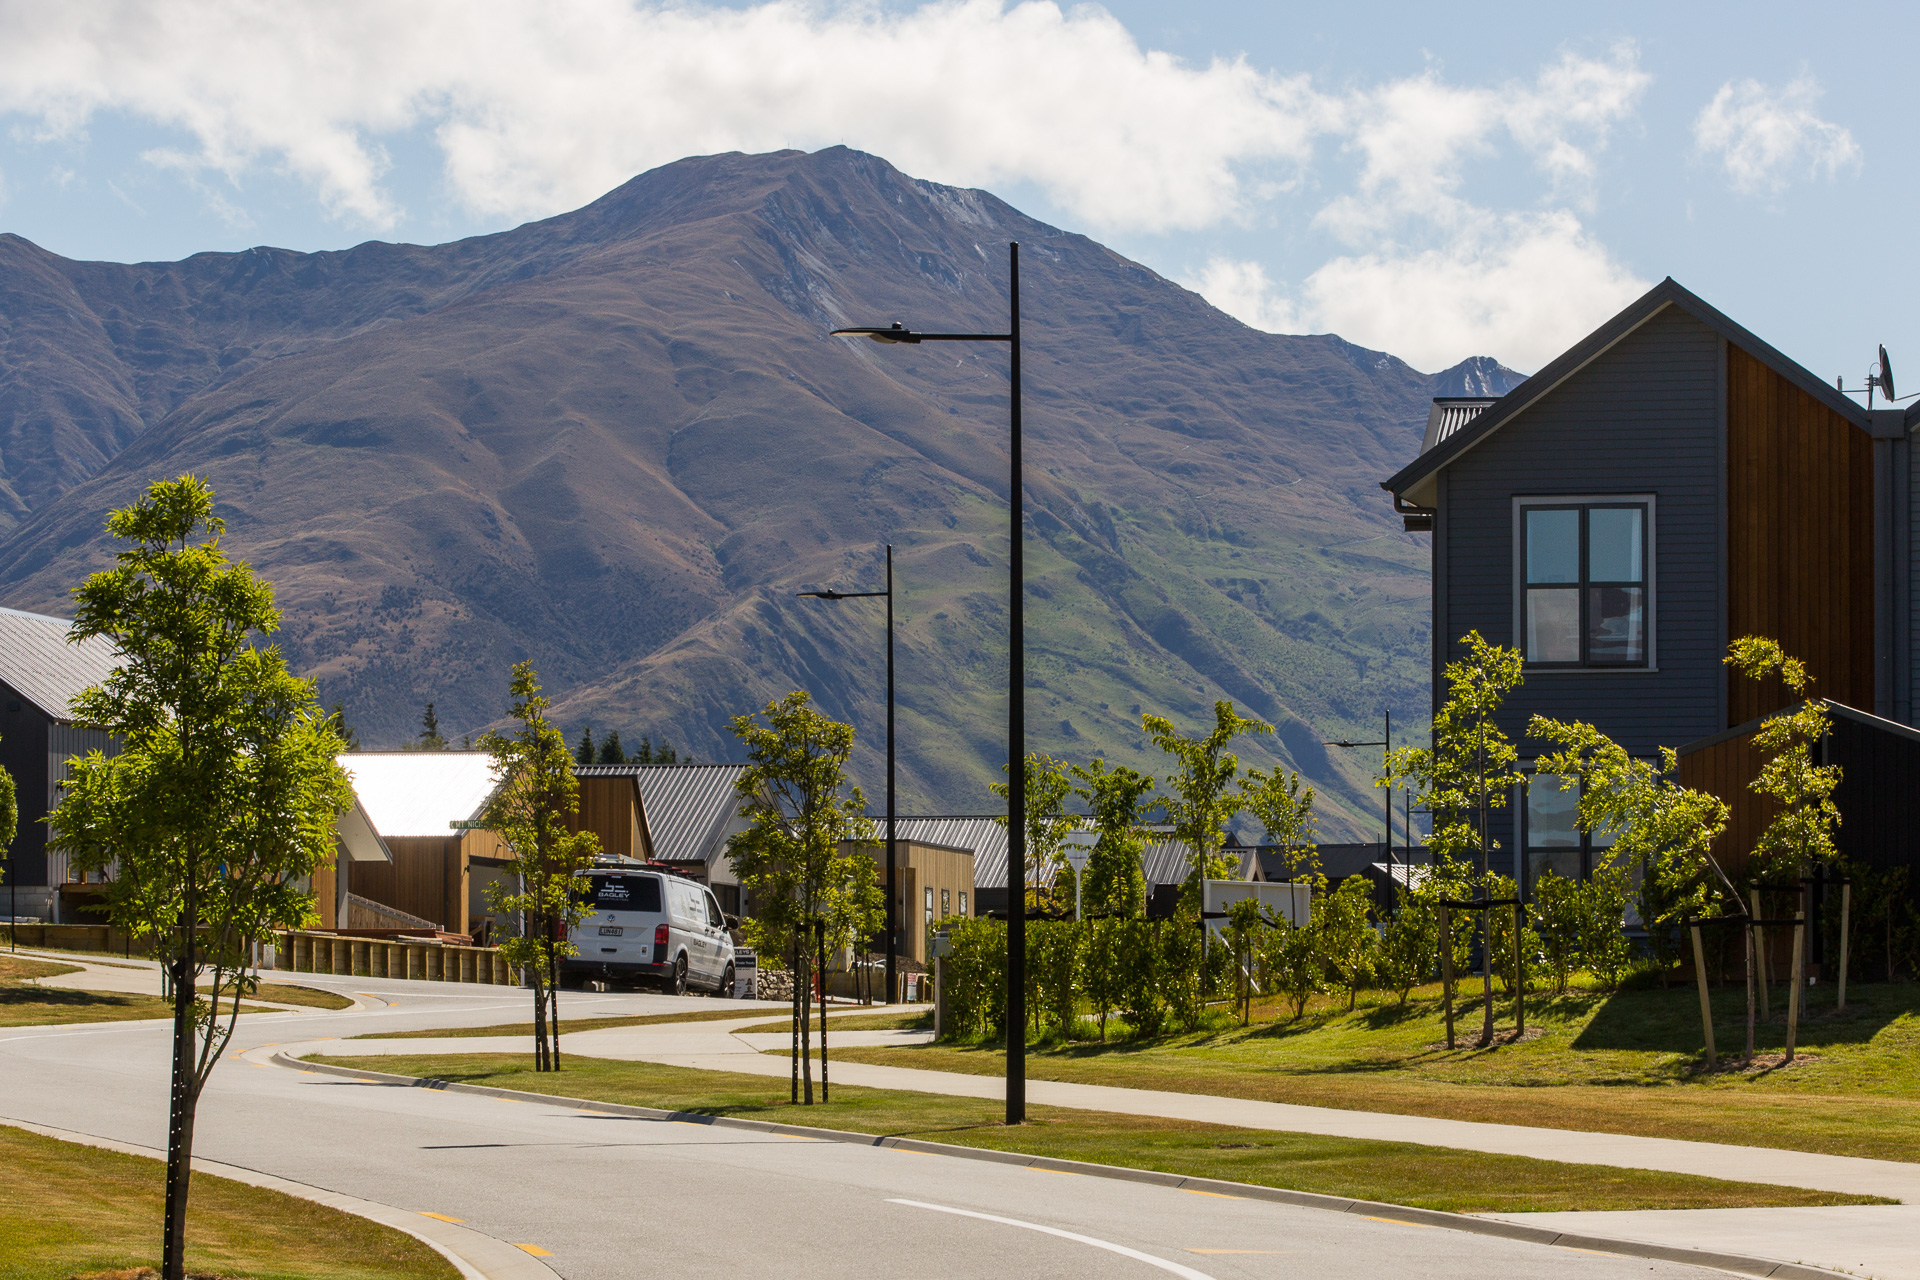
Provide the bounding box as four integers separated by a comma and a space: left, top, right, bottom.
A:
797, 546, 898, 1005
1326, 710, 1394, 880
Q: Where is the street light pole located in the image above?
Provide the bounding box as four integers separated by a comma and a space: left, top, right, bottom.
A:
832, 243, 1027, 1124
1326, 710, 1392, 879
797, 545, 899, 1006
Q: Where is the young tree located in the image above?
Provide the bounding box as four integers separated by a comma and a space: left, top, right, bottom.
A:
1319, 875, 1377, 1010
1387, 632, 1524, 1046
1377, 891, 1440, 1005
597, 730, 626, 765
47, 477, 352, 1280
0, 743, 15, 940
1069, 757, 1155, 917
414, 701, 448, 751
477, 664, 601, 1072
1724, 638, 1842, 883
1242, 766, 1319, 879
991, 752, 1076, 912
725, 691, 873, 1104
573, 726, 596, 766
1145, 701, 1272, 905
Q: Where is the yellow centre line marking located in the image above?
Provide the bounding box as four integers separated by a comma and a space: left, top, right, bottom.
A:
1560, 1247, 1619, 1257
513, 1244, 552, 1257
1030, 1167, 1081, 1175
1181, 1189, 1243, 1199
418, 1212, 465, 1223
1361, 1216, 1436, 1228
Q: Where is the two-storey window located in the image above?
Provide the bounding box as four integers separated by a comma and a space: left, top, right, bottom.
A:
1519, 500, 1650, 667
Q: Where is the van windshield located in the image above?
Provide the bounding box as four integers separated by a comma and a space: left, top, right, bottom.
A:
586, 875, 661, 914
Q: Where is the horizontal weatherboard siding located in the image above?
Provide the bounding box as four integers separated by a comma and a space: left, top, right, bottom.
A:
1439, 307, 1723, 756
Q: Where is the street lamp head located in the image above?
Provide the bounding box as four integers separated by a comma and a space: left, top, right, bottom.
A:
796, 589, 850, 600
831, 322, 921, 345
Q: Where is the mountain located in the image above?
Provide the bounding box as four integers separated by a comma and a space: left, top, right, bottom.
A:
0, 147, 1522, 836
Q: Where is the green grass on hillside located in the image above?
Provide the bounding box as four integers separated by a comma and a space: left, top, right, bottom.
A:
824, 978, 1920, 1163
0, 1123, 456, 1280
303, 1052, 1884, 1215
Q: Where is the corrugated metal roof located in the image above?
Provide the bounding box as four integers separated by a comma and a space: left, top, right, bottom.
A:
887, 816, 1211, 890
0, 607, 122, 722
337, 752, 502, 838
577, 763, 749, 864
1421, 397, 1499, 453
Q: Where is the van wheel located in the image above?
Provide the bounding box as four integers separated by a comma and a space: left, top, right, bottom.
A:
665, 954, 688, 996
717, 964, 735, 998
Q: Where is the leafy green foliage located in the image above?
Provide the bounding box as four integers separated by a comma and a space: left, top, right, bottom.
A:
990, 752, 1076, 910
1241, 765, 1319, 878
1531, 871, 1583, 994
937, 917, 1007, 1040
1725, 637, 1842, 884
52, 475, 352, 1069
477, 663, 601, 1071
1377, 891, 1438, 1004
1317, 876, 1377, 1010
1389, 631, 1523, 880
1069, 757, 1154, 917
1144, 700, 1271, 903
1259, 913, 1322, 1020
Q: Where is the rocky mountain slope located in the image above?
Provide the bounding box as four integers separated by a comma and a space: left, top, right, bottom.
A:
0, 147, 1520, 834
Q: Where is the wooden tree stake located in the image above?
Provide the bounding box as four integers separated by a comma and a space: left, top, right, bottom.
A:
1512, 901, 1525, 1036
1785, 909, 1805, 1063
1752, 889, 1770, 1021
1690, 924, 1715, 1070
1438, 905, 1455, 1050
1838, 883, 1851, 1013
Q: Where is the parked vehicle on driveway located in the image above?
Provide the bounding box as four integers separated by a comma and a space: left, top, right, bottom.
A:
561, 867, 736, 995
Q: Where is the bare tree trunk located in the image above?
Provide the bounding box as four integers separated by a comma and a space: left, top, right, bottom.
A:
799, 930, 814, 1105
789, 936, 799, 1104
547, 929, 563, 1072
531, 966, 550, 1072
818, 923, 829, 1103
161, 952, 197, 1280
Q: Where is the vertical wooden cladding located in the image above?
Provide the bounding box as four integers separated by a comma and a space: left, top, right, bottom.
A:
1726, 344, 1875, 723
1675, 733, 1779, 880
351, 836, 463, 933
570, 776, 648, 861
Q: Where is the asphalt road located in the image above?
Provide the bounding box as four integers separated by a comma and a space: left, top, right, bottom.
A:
1, 968, 1732, 1280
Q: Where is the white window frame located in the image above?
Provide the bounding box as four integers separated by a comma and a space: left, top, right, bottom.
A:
1511, 494, 1657, 672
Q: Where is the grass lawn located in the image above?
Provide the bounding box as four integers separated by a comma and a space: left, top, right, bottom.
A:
303, 1051, 1883, 1215
210, 983, 354, 1011
0, 955, 84, 982
0, 1122, 456, 1280
822, 979, 1920, 1164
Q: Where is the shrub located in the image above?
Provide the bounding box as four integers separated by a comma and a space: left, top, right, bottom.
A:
939, 917, 1005, 1040
1114, 919, 1166, 1037
1530, 870, 1582, 994
1319, 876, 1377, 1010
1377, 891, 1438, 1004
1163, 913, 1206, 1032
1260, 914, 1321, 1020
1029, 919, 1083, 1041
1578, 865, 1635, 989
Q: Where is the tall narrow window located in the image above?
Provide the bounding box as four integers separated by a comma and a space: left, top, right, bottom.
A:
1521, 503, 1648, 667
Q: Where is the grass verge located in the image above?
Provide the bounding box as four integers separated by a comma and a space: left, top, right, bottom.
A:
825, 979, 1920, 1164
207, 983, 354, 1011
302, 1051, 1884, 1215
0, 1122, 456, 1280
353, 1003, 788, 1039
0, 956, 84, 982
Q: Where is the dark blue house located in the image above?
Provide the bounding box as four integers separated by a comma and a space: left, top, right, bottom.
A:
1382, 278, 1920, 892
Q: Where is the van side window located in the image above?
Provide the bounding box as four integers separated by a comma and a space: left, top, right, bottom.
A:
705, 893, 723, 927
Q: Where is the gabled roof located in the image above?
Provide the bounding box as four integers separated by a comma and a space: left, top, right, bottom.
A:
1382, 277, 1897, 508
1678, 698, 1920, 756
0, 607, 122, 723
576, 763, 748, 864
1422, 398, 1499, 453
336, 752, 503, 839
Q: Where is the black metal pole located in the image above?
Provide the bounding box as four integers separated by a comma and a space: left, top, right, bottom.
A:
1006, 241, 1026, 1126
1383, 709, 1392, 880
885, 544, 898, 1005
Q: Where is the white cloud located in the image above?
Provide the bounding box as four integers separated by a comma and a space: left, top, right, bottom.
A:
1694, 75, 1860, 196
0, 0, 1331, 235
0, 3, 1658, 370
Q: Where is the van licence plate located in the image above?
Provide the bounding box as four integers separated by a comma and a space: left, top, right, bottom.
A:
598, 926, 623, 937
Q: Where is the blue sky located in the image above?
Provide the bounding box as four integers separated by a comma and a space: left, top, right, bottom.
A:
0, 1, 1905, 387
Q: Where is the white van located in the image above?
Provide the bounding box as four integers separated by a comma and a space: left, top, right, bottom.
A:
563, 868, 735, 996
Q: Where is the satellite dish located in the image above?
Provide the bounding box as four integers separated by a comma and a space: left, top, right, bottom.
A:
1880, 345, 1896, 403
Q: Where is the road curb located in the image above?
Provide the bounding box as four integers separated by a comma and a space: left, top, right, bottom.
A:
0, 1115, 558, 1280
283, 1051, 1854, 1280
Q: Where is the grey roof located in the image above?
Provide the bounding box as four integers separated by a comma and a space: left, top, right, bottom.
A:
890, 815, 1213, 890
1421, 398, 1499, 453
1383, 277, 1900, 508
576, 763, 749, 864
0, 607, 121, 722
